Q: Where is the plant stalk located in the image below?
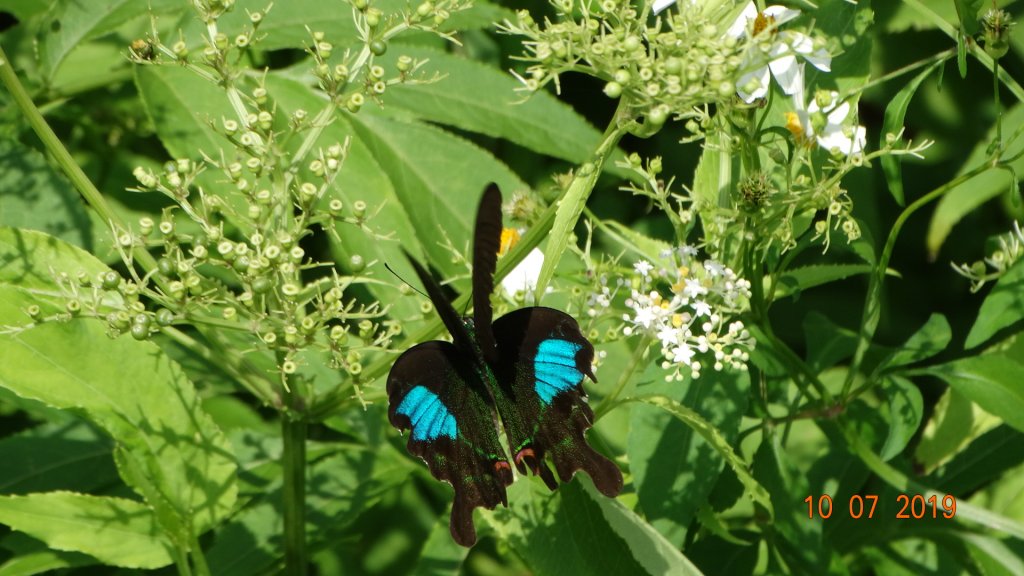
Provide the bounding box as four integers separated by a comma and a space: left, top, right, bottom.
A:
282, 416, 308, 575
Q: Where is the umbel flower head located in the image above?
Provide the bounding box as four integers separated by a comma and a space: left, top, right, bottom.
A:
652, 1, 831, 103
621, 246, 754, 381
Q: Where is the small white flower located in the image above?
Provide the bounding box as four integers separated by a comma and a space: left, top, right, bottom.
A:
634, 260, 655, 277
672, 344, 695, 365
788, 88, 867, 156
682, 277, 707, 299
809, 91, 867, 156
693, 300, 712, 317
500, 247, 544, 298
729, 3, 831, 103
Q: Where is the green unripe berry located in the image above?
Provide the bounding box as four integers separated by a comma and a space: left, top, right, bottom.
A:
101, 271, 120, 290
156, 309, 175, 326
370, 40, 387, 55
252, 277, 272, 294
603, 81, 622, 98
131, 323, 149, 340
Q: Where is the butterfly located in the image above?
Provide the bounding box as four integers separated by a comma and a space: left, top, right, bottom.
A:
386, 185, 623, 547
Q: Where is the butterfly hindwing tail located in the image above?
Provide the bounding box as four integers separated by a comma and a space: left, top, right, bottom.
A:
491, 307, 624, 497
387, 341, 514, 546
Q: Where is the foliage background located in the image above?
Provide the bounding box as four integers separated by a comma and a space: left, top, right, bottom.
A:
1, 0, 1024, 574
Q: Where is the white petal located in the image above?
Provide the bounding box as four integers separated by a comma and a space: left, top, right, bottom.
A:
762, 5, 801, 25
850, 125, 866, 154
826, 100, 851, 125
736, 65, 770, 102
500, 248, 544, 296
768, 53, 802, 95
652, 0, 677, 15
805, 48, 832, 72
726, 2, 759, 38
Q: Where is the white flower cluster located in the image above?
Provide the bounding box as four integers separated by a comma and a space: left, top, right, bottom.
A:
621, 246, 754, 380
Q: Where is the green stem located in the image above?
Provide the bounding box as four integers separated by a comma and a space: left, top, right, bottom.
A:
842, 166, 991, 397
189, 535, 211, 576
173, 545, 193, 576
994, 59, 1003, 146
282, 416, 308, 576
904, 0, 1024, 102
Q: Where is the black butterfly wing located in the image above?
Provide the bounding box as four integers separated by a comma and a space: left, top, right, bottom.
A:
471, 184, 503, 364
387, 341, 514, 546
490, 307, 623, 498
403, 251, 477, 359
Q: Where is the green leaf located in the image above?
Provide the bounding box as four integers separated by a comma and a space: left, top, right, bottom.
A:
578, 479, 705, 575
880, 59, 945, 206
0, 138, 91, 249
928, 354, 1024, 434
930, 426, 1024, 496
0, 319, 238, 539
630, 394, 773, 519
377, 45, 627, 175
0, 492, 173, 569
878, 376, 924, 461
487, 479, 648, 575
135, 65, 234, 164
206, 447, 411, 575
845, 423, 1024, 542
0, 422, 116, 495
40, 0, 183, 79
535, 159, 602, 301
412, 513, 469, 576
0, 533, 95, 576
0, 227, 118, 304
595, 220, 673, 263
879, 313, 952, 371
626, 370, 749, 546
962, 533, 1024, 576
915, 386, 1001, 473
346, 110, 527, 276
965, 260, 1024, 349
771, 264, 874, 301
953, 0, 984, 36
927, 104, 1024, 257
803, 312, 859, 373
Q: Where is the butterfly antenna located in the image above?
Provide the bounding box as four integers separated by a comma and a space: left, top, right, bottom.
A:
384, 261, 428, 299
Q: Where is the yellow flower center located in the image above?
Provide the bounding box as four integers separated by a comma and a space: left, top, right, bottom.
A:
499, 228, 520, 256
753, 13, 775, 37
785, 112, 804, 139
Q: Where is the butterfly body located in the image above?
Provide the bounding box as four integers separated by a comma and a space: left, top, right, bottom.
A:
387, 186, 623, 546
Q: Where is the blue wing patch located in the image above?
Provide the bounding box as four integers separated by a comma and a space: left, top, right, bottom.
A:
397, 386, 458, 441
533, 339, 584, 404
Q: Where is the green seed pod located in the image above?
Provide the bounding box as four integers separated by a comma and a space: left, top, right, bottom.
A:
370, 40, 387, 56
131, 323, 150, 340
252, 276, 272, 294
26, 305, 41, 319
156, 308, 174, 326
101, 271, 120, 290
603, 81, 622, 98
346, 93, 365, 113
366, 8, 381, 27
353, 200, 367, 218
349, 254, 365, 272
